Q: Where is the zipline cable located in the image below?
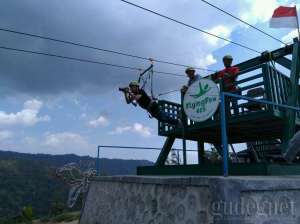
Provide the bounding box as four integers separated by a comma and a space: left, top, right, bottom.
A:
158, 89, 180, 97
120, 0, 261, 54
199, 0, 286, 45
0, 27, 215, 72
0, 45, 185, 78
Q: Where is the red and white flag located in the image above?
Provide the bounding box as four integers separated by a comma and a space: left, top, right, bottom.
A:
270, 6, 298, 28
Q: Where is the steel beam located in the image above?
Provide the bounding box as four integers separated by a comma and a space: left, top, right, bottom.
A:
282, 39, 300, 152
155, 136, 176, 166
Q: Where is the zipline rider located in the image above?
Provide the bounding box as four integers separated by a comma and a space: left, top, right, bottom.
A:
120, 81, 180, 126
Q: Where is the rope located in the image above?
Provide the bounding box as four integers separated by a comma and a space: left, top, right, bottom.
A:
138, 61, 156, 99
199, 0, 286, 45
0, 27, 216, 72
120, 0, 261, 54
0, 45, 185, 78
157, 89, 180, 97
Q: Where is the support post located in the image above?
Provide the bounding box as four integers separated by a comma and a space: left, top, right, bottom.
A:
220, 92, 229, 177
282, 38, 300, 152
197, 140, 205, 164
155, 136, 176, 166
96, 146, 100, 176
181, 92, 187, 165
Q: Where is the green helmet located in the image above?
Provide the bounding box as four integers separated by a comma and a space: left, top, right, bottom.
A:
185, 67, 195, 73
129, 81, 139, 87
223, 55, 233, 60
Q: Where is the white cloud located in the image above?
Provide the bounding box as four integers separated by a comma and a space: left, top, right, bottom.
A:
204, 25, 232, 46
0, 131, 13, 141
88, 115, 109, 127
282, 29, 298, 44
42, 132, 90, 154
0, 99, 50, 127
241, 0, 279, 24
109, 126, 132, 135
198, 54, 217, 68
109, 122, 152, 137
133, 123, 152, 137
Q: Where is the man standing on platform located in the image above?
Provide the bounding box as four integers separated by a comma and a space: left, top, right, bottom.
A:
212, 55, 240, 115
181, 67, 200, 94
213, 55, 240, 92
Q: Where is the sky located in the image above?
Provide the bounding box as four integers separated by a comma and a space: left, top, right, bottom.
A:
0, 0, 299, 163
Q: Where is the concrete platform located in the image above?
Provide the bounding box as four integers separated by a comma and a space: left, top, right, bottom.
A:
80, 175, 300, 224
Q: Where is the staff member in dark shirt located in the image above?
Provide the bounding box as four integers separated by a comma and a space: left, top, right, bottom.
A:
122, 81, 180, 126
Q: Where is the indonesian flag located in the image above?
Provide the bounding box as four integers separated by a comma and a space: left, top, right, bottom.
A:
270, 6, 298, 28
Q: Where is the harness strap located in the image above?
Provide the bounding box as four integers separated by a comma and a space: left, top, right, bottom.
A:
147, 100, 160, 117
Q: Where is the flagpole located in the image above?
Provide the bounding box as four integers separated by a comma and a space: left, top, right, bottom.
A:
296, 6, 300, 40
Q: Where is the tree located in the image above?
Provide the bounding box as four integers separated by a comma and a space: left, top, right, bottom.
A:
21, 206, 33, 224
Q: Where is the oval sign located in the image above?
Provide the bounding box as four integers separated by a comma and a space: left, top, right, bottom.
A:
183, 79, 220, 122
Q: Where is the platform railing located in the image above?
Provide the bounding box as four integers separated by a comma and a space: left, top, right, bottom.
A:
221, 92, 300, 176
158, 63, 271, 135
96, 145, 197, 176
158, 61, 297, 137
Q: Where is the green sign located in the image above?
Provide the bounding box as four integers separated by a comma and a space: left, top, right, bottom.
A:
183, 79, 220, 122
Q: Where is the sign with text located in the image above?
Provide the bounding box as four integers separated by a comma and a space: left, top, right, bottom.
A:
183, 79, 220, 122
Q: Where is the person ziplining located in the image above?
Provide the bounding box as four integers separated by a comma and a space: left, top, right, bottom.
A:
120, 61, 181, 126
119, 81, 181, 126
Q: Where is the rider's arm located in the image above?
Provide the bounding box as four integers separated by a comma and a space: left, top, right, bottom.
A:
124, 91, 133, 104
130, 93, 142, 101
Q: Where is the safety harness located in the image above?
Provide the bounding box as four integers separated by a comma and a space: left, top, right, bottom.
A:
138, 59, 156, 100
137, 59, 159, 118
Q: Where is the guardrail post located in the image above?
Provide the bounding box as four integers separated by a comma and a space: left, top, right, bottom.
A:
220, 92, 229, 177
283, 38, 300, 152
96, 146, 100, 176
181, 92, 187, 165
197, 140, 205, 164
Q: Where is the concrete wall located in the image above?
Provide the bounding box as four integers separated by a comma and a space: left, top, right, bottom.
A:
80, 176, 300, 224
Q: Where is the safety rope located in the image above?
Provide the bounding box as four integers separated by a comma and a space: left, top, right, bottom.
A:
138, 58, 156, 99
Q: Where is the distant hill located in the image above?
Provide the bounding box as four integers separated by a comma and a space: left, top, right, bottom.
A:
0, 151, 153, 175
0, 150, 153, 220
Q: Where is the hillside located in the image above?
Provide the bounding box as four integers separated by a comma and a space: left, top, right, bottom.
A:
0, 150, 153, 220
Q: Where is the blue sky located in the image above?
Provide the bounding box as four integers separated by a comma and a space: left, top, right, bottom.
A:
0, 0, 298, 162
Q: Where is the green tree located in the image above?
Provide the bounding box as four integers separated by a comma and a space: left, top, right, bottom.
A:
21, 206, 33, 224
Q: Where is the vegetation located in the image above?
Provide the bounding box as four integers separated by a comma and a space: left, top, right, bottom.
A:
0, 150, 153, 222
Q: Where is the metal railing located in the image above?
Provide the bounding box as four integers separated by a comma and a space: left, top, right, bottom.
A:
158, 62, 297, 137
96, 145, 197, 176
220, 92, 300, 176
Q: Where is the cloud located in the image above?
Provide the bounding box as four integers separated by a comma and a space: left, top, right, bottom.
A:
109, 122, 152, 137
204, 25, 232, 46
42, 132, 90, 154
282, 29, 298, 44
0, 99, 50, 126
0, 130, 13, 141
88, 115, 109, 127
109, 126, 132, 135
241, 0, 279, 24
197, 54, 217, 68
132, 123, 152, 137
0, 0, 245, 96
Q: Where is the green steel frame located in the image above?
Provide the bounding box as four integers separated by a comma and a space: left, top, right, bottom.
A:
138, 38, 300, 176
